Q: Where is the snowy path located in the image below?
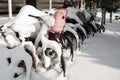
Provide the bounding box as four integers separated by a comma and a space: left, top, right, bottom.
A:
67, 20, 120, 80
0, 13, 120, 80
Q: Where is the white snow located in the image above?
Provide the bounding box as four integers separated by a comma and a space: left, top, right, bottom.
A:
0, 9, 120, 80
0, 45, 32, 80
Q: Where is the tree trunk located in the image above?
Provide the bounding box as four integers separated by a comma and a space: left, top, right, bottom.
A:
81, 0, 85, 10
26, 0, 36, 7
101, 8, 106, 25
109, 12, 112, 23
98, 0, 102, 7
93, 2, 97, 17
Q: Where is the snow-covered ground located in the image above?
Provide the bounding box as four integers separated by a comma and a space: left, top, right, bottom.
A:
0, 11, 120, 80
